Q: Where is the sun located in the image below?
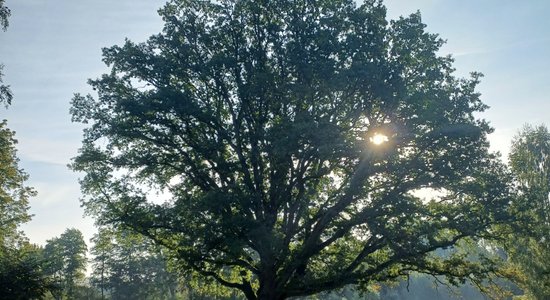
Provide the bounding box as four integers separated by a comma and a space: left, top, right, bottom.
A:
370, 133, 389, 145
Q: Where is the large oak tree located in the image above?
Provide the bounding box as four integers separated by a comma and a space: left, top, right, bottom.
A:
71, 0, 513, 298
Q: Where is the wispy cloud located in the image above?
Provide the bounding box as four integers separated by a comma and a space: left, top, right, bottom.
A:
18, 136, 81, 166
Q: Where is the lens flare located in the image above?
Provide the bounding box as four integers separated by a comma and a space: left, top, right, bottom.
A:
370, 133, 388, 145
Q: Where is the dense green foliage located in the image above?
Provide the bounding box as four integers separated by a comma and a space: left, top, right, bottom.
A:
43, 229, 88, 300
0, 244, 53, 300
0, 121, 34, 247
506, 124, 550, 299
71, 0, 514, 298
0, 5, 33, 243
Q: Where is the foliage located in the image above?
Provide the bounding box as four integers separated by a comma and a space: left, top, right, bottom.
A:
0, 243, 54, 300
71, 0, 514, 298
0, 121, 35, 247
0, 0, 12, 106
0, 0, 25, 248
43, 228, 88, 300
90, 227, 179, 300
0, 6, 33, 242
0, 0, 9, 31
506, 124, 550, 299
0, 65, 12, 107
509, 125, 550, 226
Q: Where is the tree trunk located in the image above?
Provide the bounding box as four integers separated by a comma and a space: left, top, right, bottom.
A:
256, 272, 284, 300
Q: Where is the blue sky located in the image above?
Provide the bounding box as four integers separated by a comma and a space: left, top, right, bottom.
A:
0, 0, 549, 246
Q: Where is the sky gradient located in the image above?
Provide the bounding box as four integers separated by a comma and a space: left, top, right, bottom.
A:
0, 0, 549, 246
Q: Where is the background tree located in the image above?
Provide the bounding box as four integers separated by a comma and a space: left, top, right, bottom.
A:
71, 0, 514, 299
0, 0, 32, 249
90, 228, 111, 299
506, 124, 550, 299
0, 66, 11, 107
0, 243, 53, 300
0, 120, 34, 247
90, 227, 179, 300
0, 0, 9, 31
43, 228, 88, 300
0, 0, 12, 106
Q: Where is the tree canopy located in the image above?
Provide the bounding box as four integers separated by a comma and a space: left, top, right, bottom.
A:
0, 0, 9, 32
0, 243, 54, 300
507, 124, 550, 299
0, 0, 27, 245
43, 228, 88, 300
0, 121, 45, 299
0, 0, 12, 107
71, 0, 513, 298
90, 227, 179, 300
0, 121, 34, 248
